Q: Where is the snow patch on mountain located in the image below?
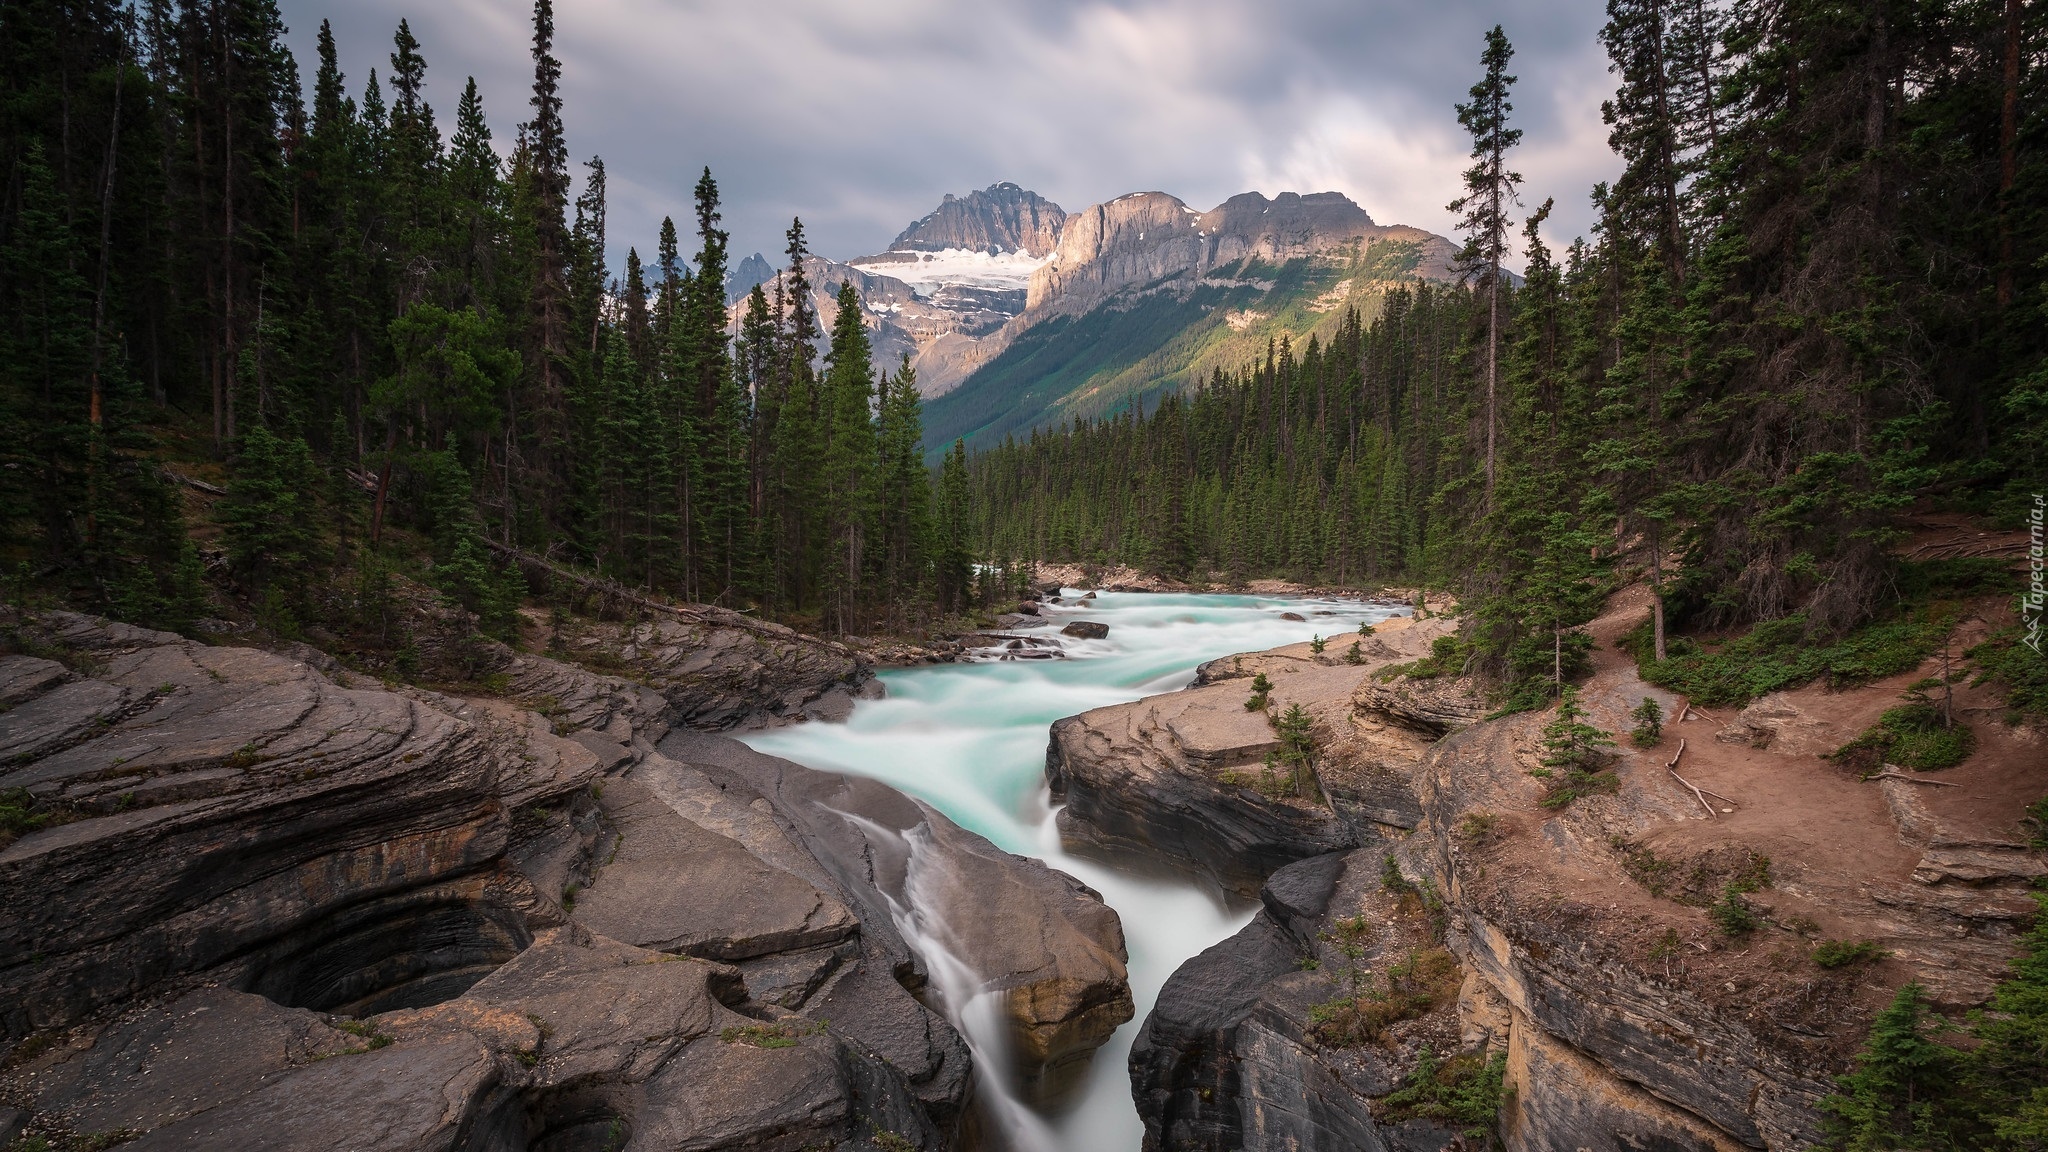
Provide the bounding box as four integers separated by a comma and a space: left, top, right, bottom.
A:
849, 247, 1053, 294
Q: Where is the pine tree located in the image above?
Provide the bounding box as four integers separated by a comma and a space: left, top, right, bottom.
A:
1821, 984, 1958, 1151
1449, 25, 1524, 510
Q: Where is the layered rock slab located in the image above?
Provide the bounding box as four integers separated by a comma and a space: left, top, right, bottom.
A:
1047, 615, 1461, 897
2, 610, 1137, 1149
1130, 851, 1459, 1152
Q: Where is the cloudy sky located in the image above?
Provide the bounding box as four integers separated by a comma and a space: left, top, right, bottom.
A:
277, 0, 1619, 273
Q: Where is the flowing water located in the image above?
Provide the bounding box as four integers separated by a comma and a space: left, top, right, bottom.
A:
740, 591, 1410, 1152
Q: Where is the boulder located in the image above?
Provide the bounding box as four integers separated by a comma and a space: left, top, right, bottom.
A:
664, 731, 1134, 1099
569, 615, 867, 730
1061, 621, 1110, 640
9, 930, 946, 1152
1279, 611, 1307, 622
572, 778, 858, 961
1046, 686, 1359, 897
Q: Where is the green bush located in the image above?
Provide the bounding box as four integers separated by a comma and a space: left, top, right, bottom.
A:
1630, 697, 1665, 747
1375, 1046, 1507, 1136
1709, 883, 1759, 935
1, 786, 49, 845
1635, 608, 1962, 708
1379, 634, 1469, 681
1813, 940, 1888, 969
1833, 699, 1976, 772
1245, 671, 1273, 711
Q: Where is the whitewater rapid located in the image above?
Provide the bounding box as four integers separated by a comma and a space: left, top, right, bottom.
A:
740, 591, 1408, 1152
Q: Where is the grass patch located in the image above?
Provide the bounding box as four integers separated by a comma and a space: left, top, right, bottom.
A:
1311, 948, 1462, 1048
328, 1018, 393, 1054
1218, 766, 1296, 800
1833, 699, 1976, 771
1629, 607, 1961, 708
1813, 939, 1889, 969
1374, 1046, 1507, 1137
1455, 811, 1500, 843
1617, 841, 1771, 907
1967, 627, 2048, 723
719, 1019, 826, 1049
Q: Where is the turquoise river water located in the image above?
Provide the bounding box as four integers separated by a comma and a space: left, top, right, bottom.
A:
740, 591, 1408, 1152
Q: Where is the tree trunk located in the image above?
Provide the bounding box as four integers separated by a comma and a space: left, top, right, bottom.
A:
1649, 521, 1668, 661
1998, 0, 2021, 307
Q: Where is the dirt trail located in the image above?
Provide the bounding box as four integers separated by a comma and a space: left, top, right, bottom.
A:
1447, 579, 2045, 1035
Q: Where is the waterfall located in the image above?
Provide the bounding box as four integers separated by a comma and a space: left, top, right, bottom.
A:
744, 590, 1407, 1150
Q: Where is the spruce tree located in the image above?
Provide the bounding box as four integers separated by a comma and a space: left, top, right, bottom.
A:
1448, 25, 1524, 510
821, 281, 877, 631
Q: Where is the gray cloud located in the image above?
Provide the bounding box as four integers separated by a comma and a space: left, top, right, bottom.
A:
278, 0, 1618, 274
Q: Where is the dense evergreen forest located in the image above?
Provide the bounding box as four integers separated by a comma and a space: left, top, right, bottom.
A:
971, 0, 2045, 688
1, 0, 2043, 666
0, 0, 973, 647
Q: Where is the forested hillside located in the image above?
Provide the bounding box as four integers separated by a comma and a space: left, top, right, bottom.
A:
923, 239, 1441, 452
0, 0, 972, 646
970, 0, 2045, 690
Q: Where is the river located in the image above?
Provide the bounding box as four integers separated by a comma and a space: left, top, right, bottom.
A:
740, 590, 1409, 1152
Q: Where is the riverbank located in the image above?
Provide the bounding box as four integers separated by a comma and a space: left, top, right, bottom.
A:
1049, 581, 2046, 1150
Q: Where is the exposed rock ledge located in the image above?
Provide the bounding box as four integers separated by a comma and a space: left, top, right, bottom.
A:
0, 611, 1130, 1149
1130, 851, 1463, 1152
1046, 614, 1465, 896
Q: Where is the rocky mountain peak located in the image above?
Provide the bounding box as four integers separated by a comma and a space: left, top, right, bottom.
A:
1027, 188, 1448, 314
887, 182, 1067, 257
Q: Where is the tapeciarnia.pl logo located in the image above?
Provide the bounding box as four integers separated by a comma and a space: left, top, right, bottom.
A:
2027, 494, 2044, 655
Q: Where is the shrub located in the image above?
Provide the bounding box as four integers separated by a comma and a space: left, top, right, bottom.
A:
1310, 634, 1327, 654
1375, 1046, 1507, 1137
1967, 627, 2048, 722
1345, 640, 1364, 665
1245, 670, 1273, 711
1378, 635, 1469, 681
1709, 884, 1758, 936
1630, 697, 1665, 747
1813, 940, 1888, 969
1456, 811, 1499, 842
1833, 696, 1976, 772
1632, 599, 1968, 708
1312, 948, 1461, 1047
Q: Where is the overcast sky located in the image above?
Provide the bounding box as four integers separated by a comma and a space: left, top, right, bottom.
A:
276, 0, 1619, 274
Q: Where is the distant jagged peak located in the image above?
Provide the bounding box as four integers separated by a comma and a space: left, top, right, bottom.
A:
882, 182, 1067, 257
1026, 187, 1454, 314
1195, 190, 1378, 235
